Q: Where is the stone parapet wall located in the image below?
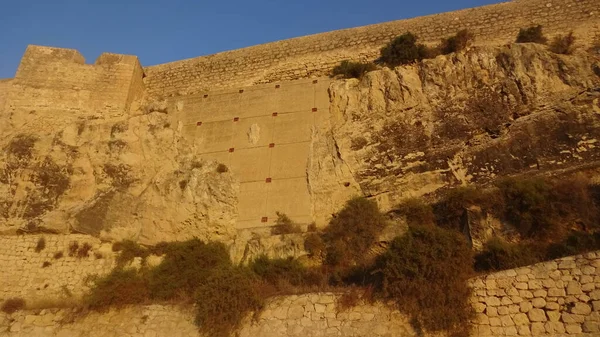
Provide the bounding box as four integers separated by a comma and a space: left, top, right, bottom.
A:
470, 252, 600, 336
1, 251, 599, 336
143, 0, 600, 97
0, 234, 116, 303
0, 305, 198, 337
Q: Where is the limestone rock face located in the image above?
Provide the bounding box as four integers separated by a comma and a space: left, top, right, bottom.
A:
0, 103, 238, 244
324, 44, 600, 213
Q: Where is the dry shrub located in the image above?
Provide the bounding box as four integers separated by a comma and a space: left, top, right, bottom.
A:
350, 136, 368, 151
216, 163, 228, 173
147, 240, 230, 300
379, 32, 430, 67
1, 297, 26, 314
112, 240, 149, 267
439, 29, 474, 54
395, 198, 434, 227
331, 60, 377, 79
270, 212, 301, 235
54, 251, 64, 259
516, 25, 547, 44
474, 237, 542, 271
68, 241, 79, 257
433, 186, 500, 231
42, 261, 52, 268
374, 225, 474, 336
194, 267, 264, 337
304, 233, 325, 257
250, 255, 324, 290
323, 197, 386, 267
103, 163, 135, 189
6, 134, 37, 161
77, 242, 92, 258
35, 237, 46, 252
86, 268, 149, 310
549, 31, 576, 55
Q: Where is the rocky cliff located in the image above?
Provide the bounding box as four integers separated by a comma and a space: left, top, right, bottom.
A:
1, 43, 599, 257
323, 43, 600, 212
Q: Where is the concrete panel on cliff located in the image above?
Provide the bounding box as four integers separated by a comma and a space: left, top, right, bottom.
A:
175, 78, 331, 229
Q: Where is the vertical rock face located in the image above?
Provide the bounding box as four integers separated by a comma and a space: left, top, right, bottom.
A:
325, 44, 600, 211
0, 101, 238, 244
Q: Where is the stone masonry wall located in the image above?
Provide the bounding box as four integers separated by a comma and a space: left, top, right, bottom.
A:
143, 0, 600, 97
0, 79, 11, 114
0, 234, 116, 304
470, 251, 600, 336
1, 250, 599, 336
5, 45, 145, 123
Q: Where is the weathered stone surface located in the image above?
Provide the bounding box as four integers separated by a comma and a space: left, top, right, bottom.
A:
527, 309, 547, 322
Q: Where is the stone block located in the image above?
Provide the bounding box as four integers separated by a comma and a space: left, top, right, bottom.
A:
515, 282, 528, 290
505, 326, 517, 336
489, 317, 501, 327
545, 302, 560, 311
518, 290, 533, 299
565, 323, 582, 334
547, 288, 566, 297
486, 296, 501, 307
512, 313, 529, 326
531, 322, 545, 335
583, 321, 600, 333
531, 298, 546, 308
527, 280, 542, 290
473, 302, 486, 313
498, 306, 509, 315
500, 315, 514, 327
571, 302, 592, 315
487, 306, 498, 317
517, 324, 531, 336
561, 313, 585, 323
501, 297, 513, 305
547, 311, 561, 322
566, 281, 583, 295
519, 301, 532, 313
527, 308, 546, 322
544, 321, 565, 334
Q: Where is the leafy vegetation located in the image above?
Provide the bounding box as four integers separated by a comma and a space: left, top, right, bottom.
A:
516, 25, 547, 44
549, 31, 576, 55
1, 298, 26, 314
323, 197, 386, 267
35, 237, 46, 252
270, 212, 302, 235
374, 225, 474, 336
379, 32, 430, 67
439, 29, 474, 54
331, 60, 377, 79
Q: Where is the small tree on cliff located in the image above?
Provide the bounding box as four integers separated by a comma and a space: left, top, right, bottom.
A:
379, 32, 430, 67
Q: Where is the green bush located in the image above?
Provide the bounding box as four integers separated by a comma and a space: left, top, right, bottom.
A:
323, 197, 386, 267
549, 31, 576, 55
516, 25, 547, 44
545, 231, 600, 259
148, 240, 230, 300
474, 238, 542, 272
270, 212, 302, 235
380, 32, 430, 67
433, 186, 500, 231
194, 266, 264, 337
1, 297, 26, 314
395, 198, 435, 227
112, 240, 150, 266
374, 225, 474, 336
304, 233, 325, 257
35, 237, 46, 252
86, 268, 149, 309
439, 29, 474, 54
250, 255, 324, 289
331, 60, 377, 79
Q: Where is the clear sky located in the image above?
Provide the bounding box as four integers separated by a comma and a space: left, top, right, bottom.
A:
0, 0, 503, 79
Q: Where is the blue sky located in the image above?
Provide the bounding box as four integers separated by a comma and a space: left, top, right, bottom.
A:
0, 0, 502, 78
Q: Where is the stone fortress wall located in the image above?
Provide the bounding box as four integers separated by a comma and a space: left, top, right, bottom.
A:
1, 251, 599, 336
1, 45, 145, 122
142, 0, 600, 98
